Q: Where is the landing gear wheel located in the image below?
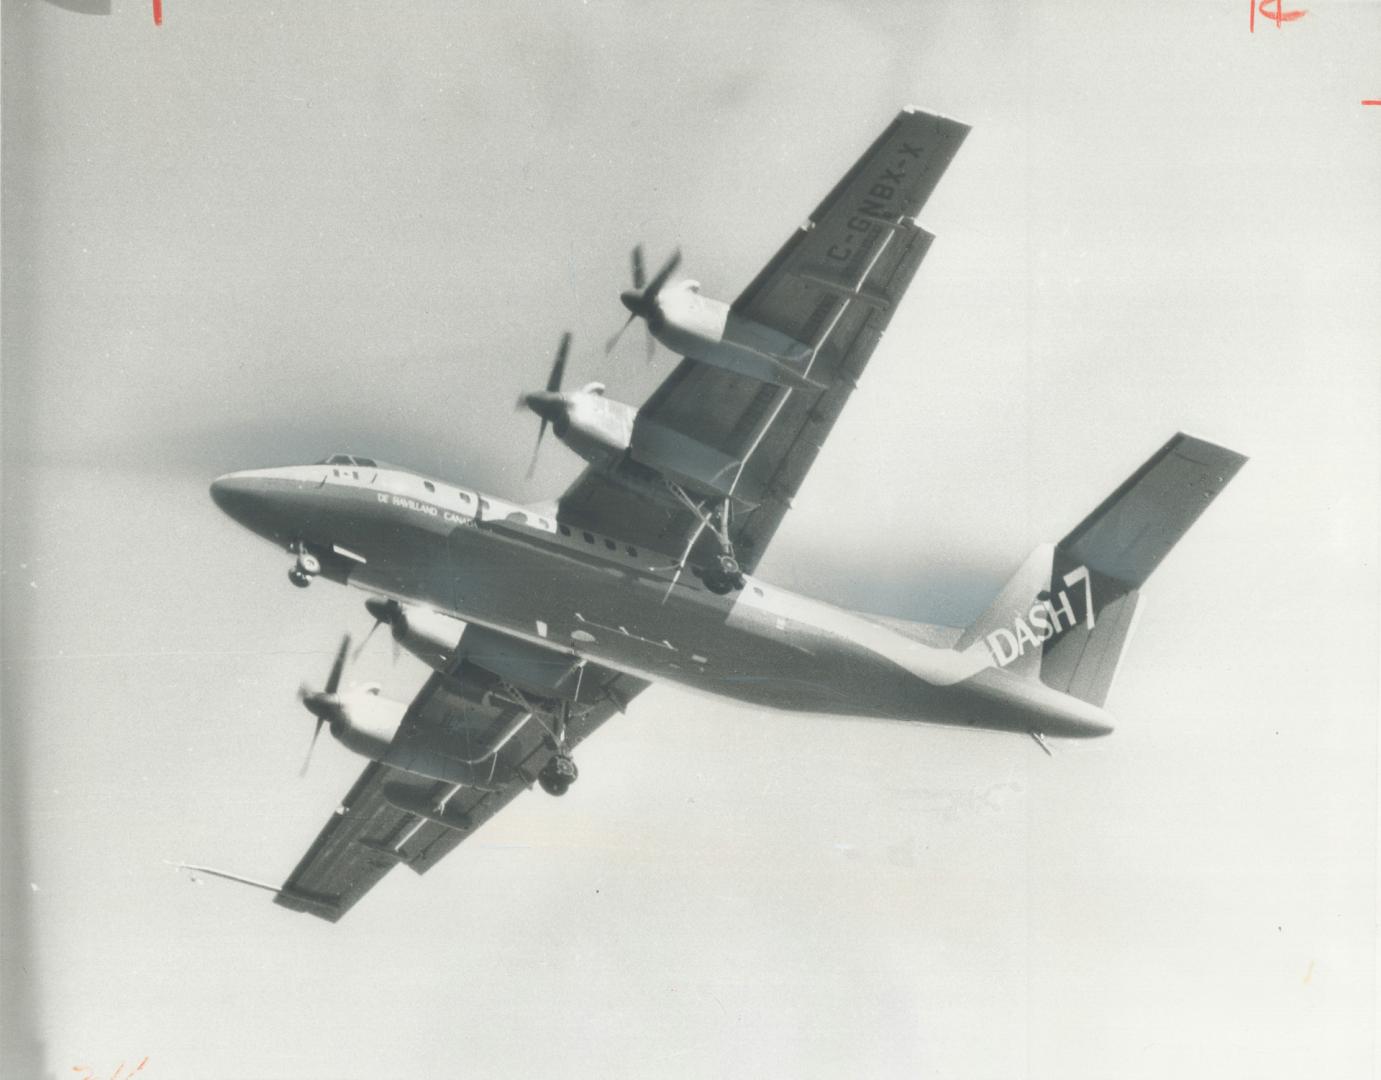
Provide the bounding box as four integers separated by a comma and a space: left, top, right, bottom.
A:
538, 753, 578, 797
703, 554, 745, 595
288, 543, 321, 588
703, 571, 734, 595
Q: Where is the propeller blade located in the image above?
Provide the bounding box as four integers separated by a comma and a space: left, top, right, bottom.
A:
605, 311, 636, 354
546, 332, 570, 393
525, 418, 549, 479
643, 248, 681, 301
353, 617, 383, 661
324, 634, 350, 694
631, 245, 646, 290
299, 717, 326, 778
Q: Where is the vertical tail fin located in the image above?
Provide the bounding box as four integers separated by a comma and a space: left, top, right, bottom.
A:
960, 433, 1247, 706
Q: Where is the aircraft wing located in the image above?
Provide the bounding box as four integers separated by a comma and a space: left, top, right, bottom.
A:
275, 662, 646, 922
559, 107, 968, 571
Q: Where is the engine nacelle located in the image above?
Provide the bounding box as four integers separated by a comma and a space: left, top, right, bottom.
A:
653, 282, 820, 390
330, 690, 406, 761
390, 606, 466, 670
554, 388, 635, 470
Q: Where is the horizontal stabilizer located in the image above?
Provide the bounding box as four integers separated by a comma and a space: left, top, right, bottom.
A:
1057, 432, 1247, 590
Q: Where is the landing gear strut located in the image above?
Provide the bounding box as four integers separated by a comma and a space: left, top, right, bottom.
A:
538, 695, 581, 796
665, 483, 746, 595
288, 543, 322, 588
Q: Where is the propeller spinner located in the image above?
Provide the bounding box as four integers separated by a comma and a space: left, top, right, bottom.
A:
606, 245, 681, 361
297, 633, 350, 777
518, 332, 572, 478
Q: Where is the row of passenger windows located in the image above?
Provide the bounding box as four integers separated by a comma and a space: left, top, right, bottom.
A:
329, 466, 486, 508
557, 523, 638, 558
324, 463, 639, 557
316, 463, 770, 591
423, 479, 478, 506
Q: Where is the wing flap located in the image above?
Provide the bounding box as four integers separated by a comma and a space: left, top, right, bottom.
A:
734, 105, 967, 332
274, 762, 427, 920
557, 109, 965, 571
275, 662, 647, 921
730, 222, 941, 566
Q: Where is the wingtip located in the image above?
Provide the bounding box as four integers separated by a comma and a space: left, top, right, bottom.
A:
1170, 430, 1251, 469
900, 104, 972, 132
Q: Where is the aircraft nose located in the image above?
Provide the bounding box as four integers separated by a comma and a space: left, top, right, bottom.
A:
210, 471, 293, 541
211, 469, 308, 545
619, 289, 643, 315
209, 473, 256, 518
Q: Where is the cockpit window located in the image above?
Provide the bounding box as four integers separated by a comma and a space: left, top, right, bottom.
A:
353, 457, 377, 467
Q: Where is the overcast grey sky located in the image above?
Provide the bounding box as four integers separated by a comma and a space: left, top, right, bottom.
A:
3, 1, 1378, 1078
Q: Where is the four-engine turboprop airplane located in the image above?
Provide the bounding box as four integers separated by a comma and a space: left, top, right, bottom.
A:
210, 108, 1246, 921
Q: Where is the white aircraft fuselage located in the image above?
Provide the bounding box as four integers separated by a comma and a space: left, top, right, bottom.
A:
210, 462, 1114, 740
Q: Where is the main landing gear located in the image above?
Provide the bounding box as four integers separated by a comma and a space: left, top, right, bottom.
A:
537, 692, 581, 797
288, 542, 321, 588
665, 483, 747, 595
497, 666, 586, 798
701, 553, 744, 596
538, 753, 579, 797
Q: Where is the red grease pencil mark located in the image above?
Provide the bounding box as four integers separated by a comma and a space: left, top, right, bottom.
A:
1364, 100, 1381, 107
1251, 0, 1305, 32
152, 0, 162, 26
71, 1057, 149, 1080
72, 1060, 150, 1077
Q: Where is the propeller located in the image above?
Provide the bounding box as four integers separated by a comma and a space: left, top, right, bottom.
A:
517, 332, 572, 479
357, 596, 403, 663
606, 245, 681, 360
298, 634, 350, 777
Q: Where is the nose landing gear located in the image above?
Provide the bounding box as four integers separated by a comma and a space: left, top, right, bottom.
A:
288, 543, 322, 588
